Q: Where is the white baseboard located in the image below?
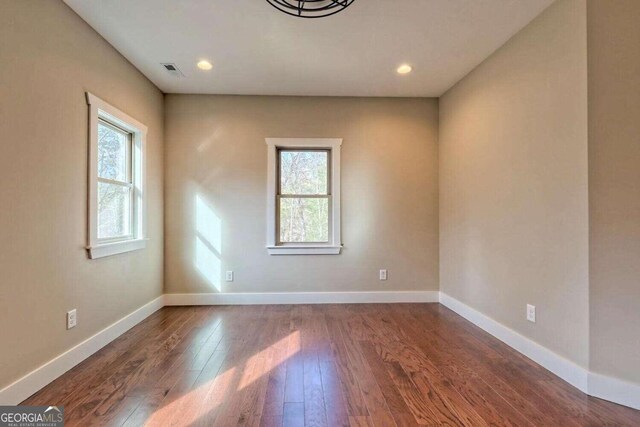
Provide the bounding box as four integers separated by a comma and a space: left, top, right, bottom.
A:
439, 292, 640, 411
164, 291, 440, 306
588, 372, 640, 411
0, 296, 164, 406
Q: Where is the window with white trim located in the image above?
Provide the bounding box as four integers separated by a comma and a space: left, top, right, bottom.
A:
86, 93, 147, 259
266, 138, 342, 255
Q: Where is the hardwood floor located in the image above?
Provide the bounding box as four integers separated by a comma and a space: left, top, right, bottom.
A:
23, 304, 640, 426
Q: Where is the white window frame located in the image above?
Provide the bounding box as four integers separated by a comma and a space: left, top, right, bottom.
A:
86, 92, 147, 259
266, 138, 342, 255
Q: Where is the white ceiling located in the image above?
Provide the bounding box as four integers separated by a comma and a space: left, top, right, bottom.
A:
64, 0, 554, 97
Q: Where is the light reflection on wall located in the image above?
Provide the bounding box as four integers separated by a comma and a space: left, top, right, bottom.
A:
194, 194, 222, 291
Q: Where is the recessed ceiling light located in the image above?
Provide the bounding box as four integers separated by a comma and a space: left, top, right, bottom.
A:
197, 60, 213, 71
397, 64, 412, 75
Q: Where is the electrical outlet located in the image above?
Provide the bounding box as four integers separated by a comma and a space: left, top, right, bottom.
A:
67, 309, 77, 329
526, 304, 536, 323
225, 271, 234, 282
379, 269, 388, 281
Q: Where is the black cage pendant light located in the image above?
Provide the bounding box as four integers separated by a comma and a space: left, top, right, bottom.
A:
266, 0, 356, 18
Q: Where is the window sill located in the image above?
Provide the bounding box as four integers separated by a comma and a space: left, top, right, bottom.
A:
87, 238, 148, 259
267, 245, 342, 255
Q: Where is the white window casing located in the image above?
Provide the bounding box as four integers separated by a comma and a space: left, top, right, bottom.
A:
86, 92, 147, 259
265, 138, 342, 255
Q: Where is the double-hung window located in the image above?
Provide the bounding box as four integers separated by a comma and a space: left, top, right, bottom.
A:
97, 119, 133, 241
86, 93, 147, 259
266, 138, 342, 255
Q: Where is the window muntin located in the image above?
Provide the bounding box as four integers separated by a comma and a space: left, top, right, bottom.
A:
97, 119, 134, 241
277, 149, 331, 244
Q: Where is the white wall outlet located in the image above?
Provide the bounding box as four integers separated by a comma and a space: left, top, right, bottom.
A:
67, 309, 77, 329
225, 271, 234, 282
526, 304, 536, 323
379, 269, 388, 281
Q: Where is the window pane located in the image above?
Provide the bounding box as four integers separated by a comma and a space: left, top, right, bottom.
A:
279, 197, 329, 243
98, 121, 129, 181
280, 151, 328, 195
98, 182, 131, 239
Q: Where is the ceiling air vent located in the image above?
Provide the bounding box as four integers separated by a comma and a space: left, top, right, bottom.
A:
161, 63, 184, 78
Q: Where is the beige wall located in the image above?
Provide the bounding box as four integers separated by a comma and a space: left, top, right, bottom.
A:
587, 0, 640, 384
0, 1, 164, 389
164, 95, 439, 294
439, 0, 589, 366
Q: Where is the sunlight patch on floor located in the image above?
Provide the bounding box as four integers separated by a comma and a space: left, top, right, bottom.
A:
238, 331, 300, 391
144, 331, 301, 425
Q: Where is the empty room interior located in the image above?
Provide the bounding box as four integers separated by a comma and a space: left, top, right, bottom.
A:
1, 0, 640, 425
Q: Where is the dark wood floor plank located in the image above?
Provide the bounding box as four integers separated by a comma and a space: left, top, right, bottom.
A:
120, 387, 167, 427
143, 369, 201, 427
127, 307, 221, 396
237, 307, 289, 425
63, 308, 198, 425
303, 357, 328, 427
87, 314, 199, 421
382, 306, 537, 427
22, 307, 186, 407
285, 306, 306, 405
358, 341, 422, 426
20, 304, 640, 427
322, 317, 369, 418
320, 361, 350, 427
200, 311, 270, 426
326, 316, 397, 427
210, 308, 283, 427
406, 368, 489, 427
77, 394, 142, 427
301, 307, 329, 427
349, 415, 374, 427
284, 353, 305, 404
394, 308, 573, 426
261, 311, 291, 418
357, 308, 489, 427
385, 355, 459, 426
361, 306, 524, 426
283, 401, 305, 427
430, 304, 614, 424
